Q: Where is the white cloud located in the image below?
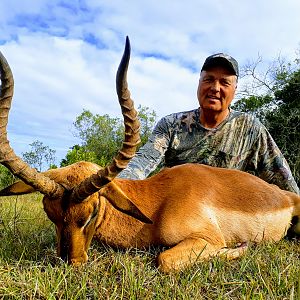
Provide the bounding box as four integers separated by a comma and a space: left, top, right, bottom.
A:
0, 0, 299, 166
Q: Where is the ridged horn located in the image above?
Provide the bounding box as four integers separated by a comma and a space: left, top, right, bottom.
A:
70, 36, 140, 202
0, 51, 65, 198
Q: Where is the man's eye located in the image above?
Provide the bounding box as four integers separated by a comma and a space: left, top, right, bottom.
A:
221, 80, 231, 86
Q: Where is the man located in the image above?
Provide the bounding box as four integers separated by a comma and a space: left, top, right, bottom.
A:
118, 53, 299, 195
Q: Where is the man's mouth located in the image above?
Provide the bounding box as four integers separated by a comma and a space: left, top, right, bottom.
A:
207, 95, 220, 100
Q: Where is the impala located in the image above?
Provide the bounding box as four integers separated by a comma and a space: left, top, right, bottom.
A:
0, 38, 299, 273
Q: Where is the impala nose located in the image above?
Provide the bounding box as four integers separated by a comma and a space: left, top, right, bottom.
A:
59, 241, 88, 265
60, 244, 69, 262
59, 231, 71, 262
70, 252, 89, 266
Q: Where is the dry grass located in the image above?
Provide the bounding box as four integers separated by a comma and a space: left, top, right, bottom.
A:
1, 194, 300, 299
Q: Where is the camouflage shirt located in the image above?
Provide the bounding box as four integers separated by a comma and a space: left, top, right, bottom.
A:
118, 108, 299, 194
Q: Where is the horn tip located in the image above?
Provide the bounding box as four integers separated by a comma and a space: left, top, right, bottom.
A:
125, 36, 130, 52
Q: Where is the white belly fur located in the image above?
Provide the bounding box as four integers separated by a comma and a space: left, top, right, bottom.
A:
157, 205, 293, 246
216, 206, 293, 244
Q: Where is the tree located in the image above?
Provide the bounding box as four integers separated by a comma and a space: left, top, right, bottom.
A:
237, 54, 297, 98
265, 69, 300, 184
60, 145, 98, 167
137, 105, 157, 145
233, 54, 300, 186
61, 105, 157, 167
232, 94, 274, 121
22, 140, 57, 171
71, 110, 125, 166
0, 165, 15, 189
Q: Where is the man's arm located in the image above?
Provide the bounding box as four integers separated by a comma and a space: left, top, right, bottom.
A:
255, 128, 299, 194
117, 117, 171, 179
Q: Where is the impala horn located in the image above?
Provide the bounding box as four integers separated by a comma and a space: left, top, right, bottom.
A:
0, 52, 65, 198
70, 36, 140, 202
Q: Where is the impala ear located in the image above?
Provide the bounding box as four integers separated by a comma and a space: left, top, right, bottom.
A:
0, 181, 36, 196
100, 181, 153, 224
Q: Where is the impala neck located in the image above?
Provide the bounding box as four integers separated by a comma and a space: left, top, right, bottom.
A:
95, 198, 151, 248
94, 178, 162, 248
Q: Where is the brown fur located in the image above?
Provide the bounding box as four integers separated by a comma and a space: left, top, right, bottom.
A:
4, 161, 300, 272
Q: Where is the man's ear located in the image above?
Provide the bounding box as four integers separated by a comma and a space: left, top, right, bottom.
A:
100, 181, 153, 224
0, 181, 36, 196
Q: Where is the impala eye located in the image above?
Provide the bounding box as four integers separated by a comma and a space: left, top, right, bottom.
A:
77, 217, 88, 228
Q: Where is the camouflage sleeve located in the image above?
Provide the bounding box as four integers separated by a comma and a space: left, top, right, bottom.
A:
255, 128, 299, 195
117, 117, 171, 179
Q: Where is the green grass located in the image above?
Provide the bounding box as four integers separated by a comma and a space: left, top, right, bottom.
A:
1, 195, 300, 299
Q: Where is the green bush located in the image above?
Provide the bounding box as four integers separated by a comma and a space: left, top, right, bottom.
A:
0, 165, 15, 189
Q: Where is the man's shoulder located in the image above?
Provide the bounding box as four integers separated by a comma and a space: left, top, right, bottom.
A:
229, 110, 265, 129
159, 108, 199, 128
163, 108, 199, 120
163, 109, 263, 125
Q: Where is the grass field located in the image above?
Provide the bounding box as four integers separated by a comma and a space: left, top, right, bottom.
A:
1, 194, 300, 299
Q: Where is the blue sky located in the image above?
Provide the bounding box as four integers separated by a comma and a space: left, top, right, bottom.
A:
1, 0, 300, 166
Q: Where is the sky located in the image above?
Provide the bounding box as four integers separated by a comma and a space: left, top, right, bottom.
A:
1, 0, 300, 166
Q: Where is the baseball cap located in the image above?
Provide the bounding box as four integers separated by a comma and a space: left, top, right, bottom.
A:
201, 53, 239, 77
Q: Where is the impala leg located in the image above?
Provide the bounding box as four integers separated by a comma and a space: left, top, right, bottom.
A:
216, 242, 248, 260
157, 238, 248, 273
157, 237, 224, 273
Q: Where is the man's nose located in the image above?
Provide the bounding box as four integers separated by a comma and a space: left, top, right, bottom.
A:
210, 81, 220, 92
